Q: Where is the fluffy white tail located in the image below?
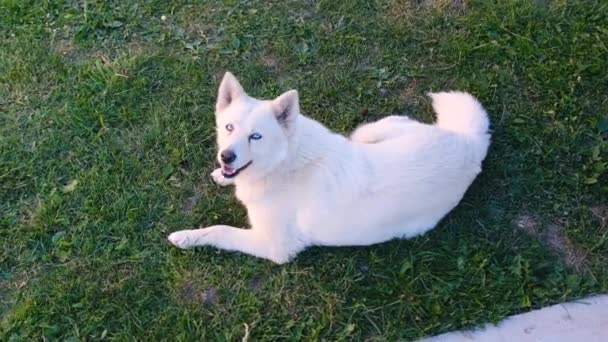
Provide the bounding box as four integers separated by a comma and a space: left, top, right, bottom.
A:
430, 91, 490, 137
430, 91, 491, 161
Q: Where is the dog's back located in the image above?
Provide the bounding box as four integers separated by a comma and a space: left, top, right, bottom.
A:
291, 92, 491, 246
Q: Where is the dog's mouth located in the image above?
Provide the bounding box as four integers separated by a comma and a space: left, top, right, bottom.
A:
221, 161, 252, 178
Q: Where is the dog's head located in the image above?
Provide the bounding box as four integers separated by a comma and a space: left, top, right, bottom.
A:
214, 72, 299, 182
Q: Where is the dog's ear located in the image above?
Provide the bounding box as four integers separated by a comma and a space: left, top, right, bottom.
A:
272, 90, 299, 131
216, 71, 244, 112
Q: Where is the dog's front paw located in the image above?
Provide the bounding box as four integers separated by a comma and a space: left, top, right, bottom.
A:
211, 168, 234, 186
168, 230, 196, 249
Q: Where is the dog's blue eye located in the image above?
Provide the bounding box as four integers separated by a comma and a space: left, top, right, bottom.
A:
249, 132, 262, 140
225, 123, 234, 132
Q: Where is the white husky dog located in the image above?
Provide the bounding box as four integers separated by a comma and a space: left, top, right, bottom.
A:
168, 72, 491, 264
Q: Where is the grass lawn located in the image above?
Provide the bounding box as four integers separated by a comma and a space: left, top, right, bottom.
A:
1, 0, 607, 340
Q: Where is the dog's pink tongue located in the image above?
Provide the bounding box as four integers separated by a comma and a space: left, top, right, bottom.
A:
222, 165, 235, 174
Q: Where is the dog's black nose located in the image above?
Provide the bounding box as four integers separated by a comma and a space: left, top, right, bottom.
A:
220, 150, 237, 164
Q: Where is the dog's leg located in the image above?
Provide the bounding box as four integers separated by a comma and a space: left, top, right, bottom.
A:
211, 168, 234, 186
351, 115, 414, 143
168, 226, 291, 264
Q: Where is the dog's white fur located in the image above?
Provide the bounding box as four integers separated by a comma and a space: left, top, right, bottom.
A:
168, 72, 491, 263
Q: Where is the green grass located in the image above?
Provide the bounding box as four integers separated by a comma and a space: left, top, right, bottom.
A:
1, 0, 607, 340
